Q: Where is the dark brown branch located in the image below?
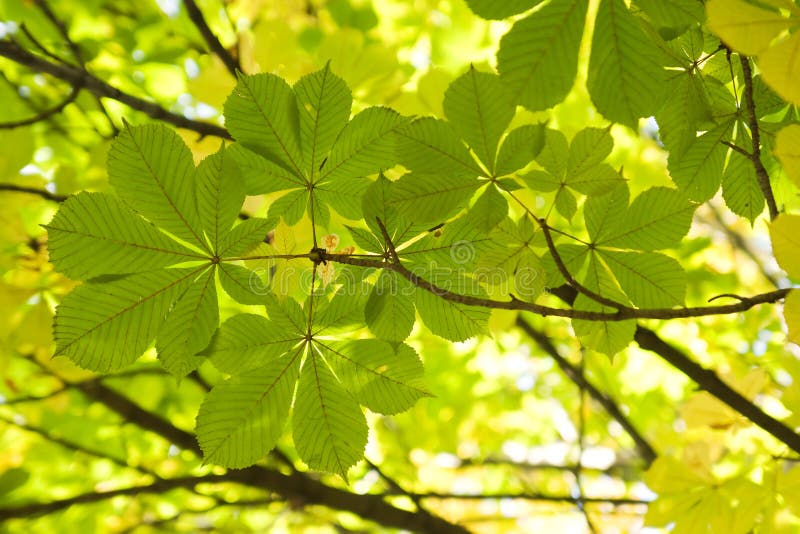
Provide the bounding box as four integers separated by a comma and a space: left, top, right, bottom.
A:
722, 140, 751, 158
182, 0, 242, 77
516, 317, 657, 465
739, 55, 779, 220
326, 252, 791, 321
74, 379, 468, 533
0, 184, 67, 202
0, 40, 230, 139
0, 86, 79, 129
634, 326, 800, 455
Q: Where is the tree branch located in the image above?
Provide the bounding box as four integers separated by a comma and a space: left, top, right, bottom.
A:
634, 326, 800, 455
0, 86, 79, 129
408, 491, 648, 506
73, 378, 469, 533
0, 40, 230, 139
0, 184, 67, 202
739, 55, 778, 220
516, 317, 657, 465
326, 252, 791, 321
182, 0, 242, 77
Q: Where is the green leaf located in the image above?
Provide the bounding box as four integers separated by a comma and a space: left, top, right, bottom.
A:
228, 143, 305, 195
312, 291, 368, 335
218, 263, 270, 305
554, 187, 578, 220
635, 0, 704, 29
497, 0, 589, 111
464, 0, 543, 20
293, 352, 367, 479
206, 313, 301, 374
108, 124, 205, 248
196, 146, 246, 253
415, 284, 489, 342
54, 268, 197, 372
318, 107, 406, 184
572, 254, 635, 355
320, 340, 429, 414
722, 129, 765, 224
365, 271, 415, 342
567, 163, 625, 196
155, 268, 217, 376
265, 293, 308, 334
46, 192, 201, 280
600, 250, 686, 308
536, 128, 570, 177
389, 172, 480, 224
218, 218, 272, 258
224, 73, 304, 178
513, 248, 548, 301
667, 121, 734, 202
268, 188, 308, 225
521, 169, 561, 193
600, 187, 696, 250
495, 123, 546, 176
463, 185, 508, 232
588, 0, 668, 128
396, 117, 483, 178
654, 70, 713, 157
196, 349, 302, 468
567, 127, 614, 177
315, 175, 369, 220
443, 67, 514, 172
294, 64, 352, 179
585, 183, 629, 243
347, 225, 384, 254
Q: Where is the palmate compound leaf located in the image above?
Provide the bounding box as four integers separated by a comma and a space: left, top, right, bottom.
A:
225, 66, 405, 224
48, 124, 275, 375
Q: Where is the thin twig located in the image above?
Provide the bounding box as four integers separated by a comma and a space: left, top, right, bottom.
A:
0, 86, 79, 129
182, 0, 242, 77
516, 317, 657, 465
0, 184, 67, 202
0, 40, 230, 139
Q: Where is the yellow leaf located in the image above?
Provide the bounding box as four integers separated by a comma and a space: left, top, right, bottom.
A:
770, 214, 800, 278
759, 32, 800, 105
783, 291, 800, 345
775, 125, 800, 189
707, 0, 793, 55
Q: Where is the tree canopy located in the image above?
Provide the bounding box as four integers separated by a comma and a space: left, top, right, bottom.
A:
2, 0, 800, 532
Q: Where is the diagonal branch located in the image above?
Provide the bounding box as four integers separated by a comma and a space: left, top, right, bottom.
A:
0, 184, 67, 202
516, 317, 657, 465
634, 326, 800, 455
0, 40, 230, 139
182, 0, 242, 77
